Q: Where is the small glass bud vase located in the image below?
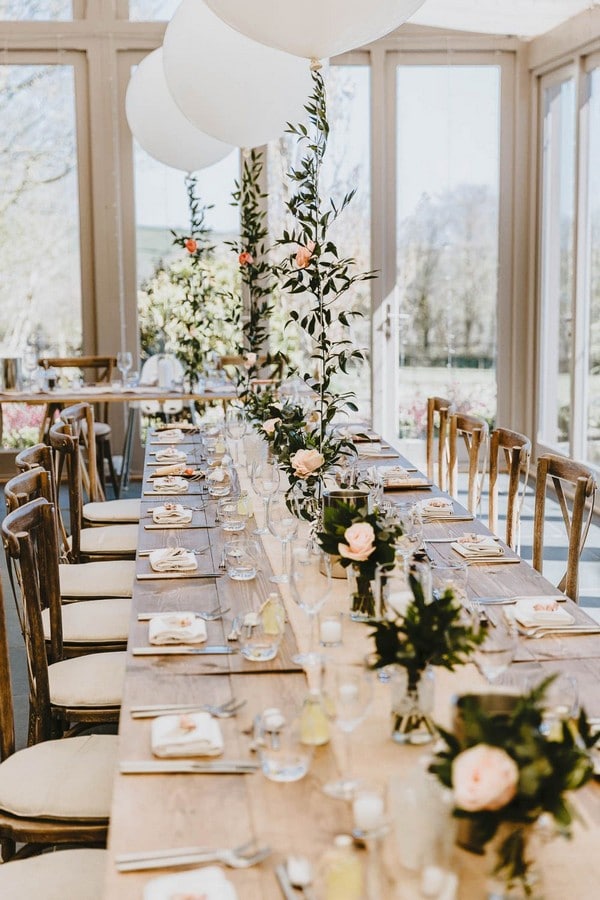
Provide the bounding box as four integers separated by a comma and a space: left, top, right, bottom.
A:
346, 564, 376, 621
389, 665, 436, 745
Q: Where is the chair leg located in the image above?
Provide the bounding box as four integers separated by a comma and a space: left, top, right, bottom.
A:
96, 435, 120, 499
105, 437, 120, 499
95, 436, 107, 497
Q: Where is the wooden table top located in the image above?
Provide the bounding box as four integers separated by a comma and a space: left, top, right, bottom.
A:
0, 386, 237, 405
103, 435, 600, 899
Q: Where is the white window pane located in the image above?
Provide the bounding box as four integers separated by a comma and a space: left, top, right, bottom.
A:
0, 0, 71, 18
128, 0, 179, 19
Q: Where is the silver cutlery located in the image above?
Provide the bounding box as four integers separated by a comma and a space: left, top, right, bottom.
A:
516, 624, 600, 639
130, 698, 246, 719
132, 645, 238, 656
137, 605, 230, 622
136, 572, 223, 580
275, 863, 297, 900
115, 838, 271, 872
227, 615, 243, 641
120, 760, 258, 775
138, 545, 209, 557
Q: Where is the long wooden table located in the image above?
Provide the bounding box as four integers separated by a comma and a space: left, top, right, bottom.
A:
104, 437, 600, 898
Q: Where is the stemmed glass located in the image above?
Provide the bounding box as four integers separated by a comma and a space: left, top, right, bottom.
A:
289, 543, 332, 666
116, 351, 133, 387
266, 493, 299, 584
322, 664, 373, 800
225, 405, 247, 463
250, 458, 280, 535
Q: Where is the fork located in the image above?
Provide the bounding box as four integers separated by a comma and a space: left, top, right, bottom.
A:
516, 624, 600, 639
137, 605, 230, 622
130, 697, 247, 719
138, 545, 209, 557
115, 838, 271, 872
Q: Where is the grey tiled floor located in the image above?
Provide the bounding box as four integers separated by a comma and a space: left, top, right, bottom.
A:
2, 449, 600, 749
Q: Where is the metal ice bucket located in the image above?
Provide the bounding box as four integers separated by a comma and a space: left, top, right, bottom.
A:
0, 357, 23, 391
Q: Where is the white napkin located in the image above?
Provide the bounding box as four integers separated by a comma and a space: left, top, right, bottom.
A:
152, 476, 189, 494
154, 463, 187, 477
155, 447, 187, 463
207, 467, 231, 486
452, 536, 504, 558
156, 428, 185, 443
151, 504, 193, 525
420, 498, 454, 517
149, 613, 207, 645
149, 548, 198, 572
357, 443, 383, 457
155, 421, 196, 432
151, 713, 224, 758
144, 866, 237, 900
514, 598, 574, 627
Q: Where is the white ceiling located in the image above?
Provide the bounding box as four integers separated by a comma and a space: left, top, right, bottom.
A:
409, 0, 598, 38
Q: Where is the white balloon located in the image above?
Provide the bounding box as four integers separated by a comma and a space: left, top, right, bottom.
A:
203, 0, 426, 60
163, 0, 312, 148
125, 47, 234, 172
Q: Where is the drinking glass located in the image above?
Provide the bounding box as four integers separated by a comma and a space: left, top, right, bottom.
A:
473, 622, 518, 684
225, 404, 247, 462
289, 544, 332, 666
223, 539, 259, 581
116, 351, 133, 386
322, 664, 373, 800
540, 674, 578, 737
431, 561, 469, 605
266, 494, 299, 584
393, 503, 424, 572
250, 459, 281, 535
258, 709, 313, 782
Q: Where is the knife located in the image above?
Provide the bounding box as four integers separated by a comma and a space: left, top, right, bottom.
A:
120, 760, 258, 774
132, 645, 237, 656
136, 572, 222, 580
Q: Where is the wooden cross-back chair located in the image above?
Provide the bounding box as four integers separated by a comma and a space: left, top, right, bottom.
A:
2, 498, 124, 743
4, 467, 129, 657
49, 420, 137, 563
15, 441, 136, 601
448, 412, 490, 514
0, 567, 114, 867
426, 396, 454, 490
488, 426, 532, 552
532, 453, 597, 603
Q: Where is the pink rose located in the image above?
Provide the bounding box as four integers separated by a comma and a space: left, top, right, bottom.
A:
262, 417, 281, 434
290, 448, 324, 477
184, 238, 197, 253
243, 352, 258, 369
239, 250, 253, 266
338, 522, 376, 562
452, 745, 519, 812
295, 240, 315, 269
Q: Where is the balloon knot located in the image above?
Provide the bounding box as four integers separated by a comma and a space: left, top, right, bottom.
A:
310, 58, 323, 72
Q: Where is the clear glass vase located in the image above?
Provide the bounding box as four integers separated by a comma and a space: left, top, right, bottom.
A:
389, 665, 436, 745
486, 823, 544, 900
346, 564, 376, 621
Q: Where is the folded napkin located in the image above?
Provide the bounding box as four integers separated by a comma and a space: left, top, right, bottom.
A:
144, 865, 237, 900
151, 712, 224, 759
452, 536, 504, 558
154, 463, 187, 477
154, 447, 187, 463
149, 612, 207, 645
152, 476, 189, 494
155, 421, 197, 432
149, 547, 198, 573
151, 504, 193, 525
514, 598, 574, 627
420, 498, 454, 517
357, 443, 383, 456
207, 467, 231, 486
156, 428, 185, 443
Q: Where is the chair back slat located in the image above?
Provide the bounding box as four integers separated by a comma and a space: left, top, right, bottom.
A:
49, 420, 84, 562
60, 402, 102, 503
448, 412, 489, 513
532, 453, 597, 602
14, 444, 70, 558
488, 426, 532, 551
426, 397, 453, 490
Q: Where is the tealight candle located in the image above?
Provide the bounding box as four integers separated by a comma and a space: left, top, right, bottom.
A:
352, 790, 385, 832
386, 589, 413, 617
320, 616, 342, 647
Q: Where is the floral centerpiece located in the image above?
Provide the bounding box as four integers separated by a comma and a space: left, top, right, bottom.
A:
429, 678, 600, 897
318, 500, 403, 618
367, 577, 482, 743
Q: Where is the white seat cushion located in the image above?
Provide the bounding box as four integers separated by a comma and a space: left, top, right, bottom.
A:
59, 560, 135, 599
49, 651, 125, 708
75, 523, 138, 556
0, 848, 107, 900
42, 597, 130, 644
0, 734, 117, 819
83, 498, 141, 523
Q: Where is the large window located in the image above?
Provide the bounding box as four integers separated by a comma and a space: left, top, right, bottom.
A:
538, 73, 576, 452
394, 64, 501, 439
584, 66, 600, 465
0, 62, 82, 355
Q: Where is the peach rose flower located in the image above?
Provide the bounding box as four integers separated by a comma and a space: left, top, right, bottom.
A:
295, 240, 315, 269
452, 744, 519, 812
243, 352, 258, 369
338, 522, 376, 562
290, 448, 324, 477
184, 238, 197, 253
262, 417, 281, 435
239, 250, 253, 266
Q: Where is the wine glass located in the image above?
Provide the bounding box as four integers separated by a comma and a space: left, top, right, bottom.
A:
116, 351, 133, 387
225, 404, 247, 462
289, 543, 332, 666
266, 493, 299, 584
473, 621, 518, 684
322, 664, 373, 800
250, 458, 280, 535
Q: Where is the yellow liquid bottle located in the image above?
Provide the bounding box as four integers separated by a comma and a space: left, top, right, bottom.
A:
321, 835, 363, 900
299, 690, 330, 746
